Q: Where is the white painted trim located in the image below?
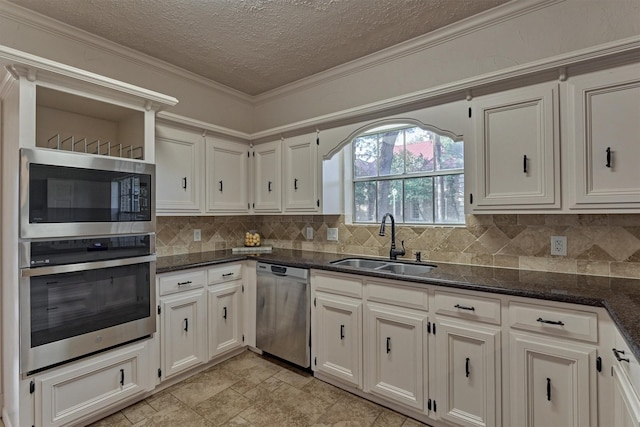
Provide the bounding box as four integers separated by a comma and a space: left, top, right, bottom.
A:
0, 69, 15, 99
0, 45, 178, 110
2, 408, 13, 427
253, 0, 564, 103
156, 112, 252, 142
250, 35, 640, 142
0, 0, 253, 104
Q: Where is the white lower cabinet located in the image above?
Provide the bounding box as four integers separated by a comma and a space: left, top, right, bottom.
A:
434, 318, 501, 427
160, 288, 207, 380
613, 365, 640, 427
208, 280, 244, 358
509, 332, 597, 427
35, 341, 151, 427
364, 302, 428, 411
313, 292, 363, 388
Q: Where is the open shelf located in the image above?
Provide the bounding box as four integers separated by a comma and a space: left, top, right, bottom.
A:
36, 86, 146, 160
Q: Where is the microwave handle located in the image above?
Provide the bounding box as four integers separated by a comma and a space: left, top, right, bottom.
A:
21, 255, 156, 277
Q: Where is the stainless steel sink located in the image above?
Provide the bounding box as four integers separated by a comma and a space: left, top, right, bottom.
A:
330, 258, 436, 277
330, 258, 389, 269
376, 263, 436, 276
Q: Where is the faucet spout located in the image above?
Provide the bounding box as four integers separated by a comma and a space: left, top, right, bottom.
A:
379, 213, 405, 260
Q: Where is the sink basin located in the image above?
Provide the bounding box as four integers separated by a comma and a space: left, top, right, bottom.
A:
376, 263, 436, 276
330, 258, 389, 269
330, 258, 436, 277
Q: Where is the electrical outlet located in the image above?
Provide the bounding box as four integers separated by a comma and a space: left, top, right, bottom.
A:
305, 226, 314, 240
193, 229, 201, 242
327, 228, 339, 241
551, 236, 567, 256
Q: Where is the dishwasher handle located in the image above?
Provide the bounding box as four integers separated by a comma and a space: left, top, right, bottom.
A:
271, 265, 288, 275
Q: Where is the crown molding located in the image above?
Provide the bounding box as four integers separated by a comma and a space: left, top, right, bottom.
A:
250, 35, 640, 142
253, 0, 564, 104
0, 45, 178, 110
0, 0, 253, 104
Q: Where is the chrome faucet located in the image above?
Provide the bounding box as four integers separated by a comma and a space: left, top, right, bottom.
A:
379, 213, 405, 260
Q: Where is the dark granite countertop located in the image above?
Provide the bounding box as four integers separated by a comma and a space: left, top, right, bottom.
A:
158, 249, 640, 361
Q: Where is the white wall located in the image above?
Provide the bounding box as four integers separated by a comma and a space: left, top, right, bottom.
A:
252, 0, 640, 132
0, 0, 254, 134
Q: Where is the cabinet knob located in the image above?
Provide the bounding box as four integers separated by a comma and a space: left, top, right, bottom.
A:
223, 307, 227, 320
606, 147, 612, 168
386, 337, 391, 354
340, 324, 345, 340
523, 154, 528, 174
546, 377, 551, 401
182, 177, 187, 189
184, 318, 189, 332
465, 357, 470, 378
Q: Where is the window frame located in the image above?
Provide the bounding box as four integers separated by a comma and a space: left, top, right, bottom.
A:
350, 122, 465, 226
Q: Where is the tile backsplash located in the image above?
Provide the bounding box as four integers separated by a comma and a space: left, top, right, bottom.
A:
157, 214, 640, 278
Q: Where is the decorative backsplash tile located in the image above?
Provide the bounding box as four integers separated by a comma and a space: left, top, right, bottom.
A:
157, 214, 640, 278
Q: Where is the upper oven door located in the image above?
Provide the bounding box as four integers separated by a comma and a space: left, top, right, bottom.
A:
20, 148, 155, 238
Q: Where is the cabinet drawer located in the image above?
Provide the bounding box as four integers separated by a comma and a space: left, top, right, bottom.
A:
312, 271, 363, 298
159, 269, 205, 296
208, 264, 242, 285
367, 281, 428, 311
509, 301, 598, 342
36, 342, 149, 427
435, 291, 501, 325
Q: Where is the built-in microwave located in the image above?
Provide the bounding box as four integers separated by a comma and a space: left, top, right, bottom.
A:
20, 148, 155, 239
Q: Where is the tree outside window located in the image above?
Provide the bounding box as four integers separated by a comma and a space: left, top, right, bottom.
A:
353, 124, 464, 225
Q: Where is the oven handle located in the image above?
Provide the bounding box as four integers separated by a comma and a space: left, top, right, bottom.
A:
20, 255, 157, 277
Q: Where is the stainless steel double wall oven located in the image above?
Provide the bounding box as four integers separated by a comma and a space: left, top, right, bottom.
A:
19, 148, 156, 374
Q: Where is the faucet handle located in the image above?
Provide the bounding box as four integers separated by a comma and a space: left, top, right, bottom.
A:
399, 240, 406, 256
415, 251, 421, 262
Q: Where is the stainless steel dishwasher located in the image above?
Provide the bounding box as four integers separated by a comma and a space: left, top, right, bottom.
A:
256, 262, 310, 368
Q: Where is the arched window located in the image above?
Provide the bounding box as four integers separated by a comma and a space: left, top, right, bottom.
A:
352, 123, 464, 224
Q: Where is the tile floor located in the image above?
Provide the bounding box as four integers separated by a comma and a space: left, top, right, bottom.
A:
88, 350, 430, 426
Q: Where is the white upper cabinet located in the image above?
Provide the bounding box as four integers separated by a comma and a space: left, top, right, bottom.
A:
206, 137, 250, 213
567, 63, 640, 209
283, 134, 320, 212
471, 82, 560, 210
156, 124, 204, 214
253, 140, 282, 212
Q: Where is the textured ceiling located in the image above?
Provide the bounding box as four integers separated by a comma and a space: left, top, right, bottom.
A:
7, 0, 510, 95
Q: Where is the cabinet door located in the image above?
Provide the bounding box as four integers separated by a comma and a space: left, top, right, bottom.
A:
208, 281, 244, 358
155, 124, 204, 213
364, 302, 427, 410
160, 289, 206, 380
568, 63, 640, 207
253, 140, 282, 212
510, 332, 597, 427
206, 137, 249, 213
435, 318, 501, 427
283, 134, 319, 212
36, 341, 150, 427
613, 365, 640, 427
472, 82, 559, 209
313, 292, 363, 388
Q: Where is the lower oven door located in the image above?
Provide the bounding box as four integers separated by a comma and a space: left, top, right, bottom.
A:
20, 255, 156, 374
